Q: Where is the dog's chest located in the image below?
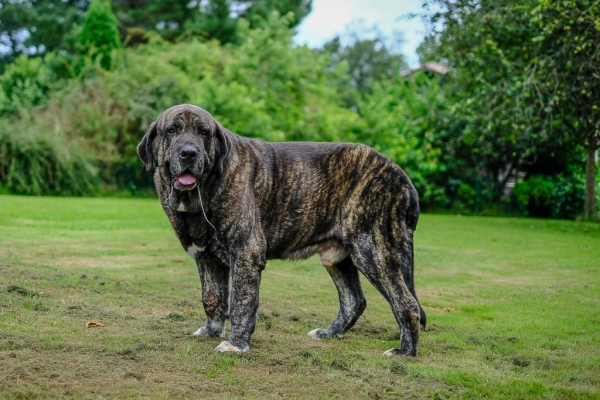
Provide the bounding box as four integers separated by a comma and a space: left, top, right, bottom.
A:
182, 231, 219, 262
185, 242, 207, 259
171, 214, 213, 260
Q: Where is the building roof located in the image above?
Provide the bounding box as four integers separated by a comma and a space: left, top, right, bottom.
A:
403, 62, 453, 77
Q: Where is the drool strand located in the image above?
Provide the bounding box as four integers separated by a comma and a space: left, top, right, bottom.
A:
166, 183, 175, 203
197, 186, 217, 232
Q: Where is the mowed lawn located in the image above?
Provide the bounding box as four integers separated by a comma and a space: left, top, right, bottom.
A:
0, 195, 599, 399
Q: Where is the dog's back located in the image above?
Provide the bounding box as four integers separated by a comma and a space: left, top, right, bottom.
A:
235, 138, 418, 262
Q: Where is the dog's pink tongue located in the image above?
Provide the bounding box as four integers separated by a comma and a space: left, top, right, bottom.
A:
177, 173, 196, 186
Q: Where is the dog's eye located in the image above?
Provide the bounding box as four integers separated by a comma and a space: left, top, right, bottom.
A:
168, 128, 176, 134
200, 128, 208, 135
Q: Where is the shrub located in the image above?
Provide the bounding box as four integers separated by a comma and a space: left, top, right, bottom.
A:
514, 172, 585, 219
550, 172, 585, 220
0, 117, 98, 196
0, 55, 56, 116
514, 176, 555, 217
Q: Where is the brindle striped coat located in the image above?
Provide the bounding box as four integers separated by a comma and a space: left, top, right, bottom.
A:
137, 104, 426, 356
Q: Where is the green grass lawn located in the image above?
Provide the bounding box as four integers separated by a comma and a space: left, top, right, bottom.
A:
1, 195, 599, 399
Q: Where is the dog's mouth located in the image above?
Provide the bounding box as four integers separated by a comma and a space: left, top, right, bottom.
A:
174, 171, 197, 191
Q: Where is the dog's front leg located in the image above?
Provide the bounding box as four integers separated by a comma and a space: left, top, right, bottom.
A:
193, 260, 230, 338
215, 255, 263, 353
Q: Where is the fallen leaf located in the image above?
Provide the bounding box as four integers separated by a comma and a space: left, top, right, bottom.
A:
86, 321, 105, 328
14, 378, 24, 383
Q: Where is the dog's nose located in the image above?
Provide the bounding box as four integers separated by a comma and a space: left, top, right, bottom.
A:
179, 146, 197, 160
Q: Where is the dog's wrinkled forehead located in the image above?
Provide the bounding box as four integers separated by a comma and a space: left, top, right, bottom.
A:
157, 104, 216, 131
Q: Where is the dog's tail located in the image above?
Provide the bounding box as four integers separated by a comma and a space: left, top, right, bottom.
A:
403, 184, 426, 329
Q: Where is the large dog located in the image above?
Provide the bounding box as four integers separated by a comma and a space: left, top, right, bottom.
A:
137, 104, 426, 356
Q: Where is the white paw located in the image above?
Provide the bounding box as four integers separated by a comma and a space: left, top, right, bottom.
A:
383, 348, 401, 356
215, 340, 249, 353
192, 324, 226, 337
307, 329, 322, 339
192, 327, 209, 337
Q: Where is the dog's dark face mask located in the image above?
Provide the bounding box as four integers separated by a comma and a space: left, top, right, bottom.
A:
137, 104, 230, 212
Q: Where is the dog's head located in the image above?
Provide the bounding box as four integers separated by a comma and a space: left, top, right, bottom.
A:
137, 104, 230, 211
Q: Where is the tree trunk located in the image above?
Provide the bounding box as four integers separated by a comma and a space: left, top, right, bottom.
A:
584, 145, 598, 220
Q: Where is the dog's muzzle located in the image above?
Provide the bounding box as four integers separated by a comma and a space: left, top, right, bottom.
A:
173, 145, 201, 191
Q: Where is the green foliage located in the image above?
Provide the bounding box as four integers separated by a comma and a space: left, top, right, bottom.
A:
529, 0, 600, 147
79, 0, 121, 70
514, 176, 555, 218
185, 0, 312, 44
514, 172, 586, 219
0, 117, 98, 196
113, 0, 190, 41
355, 73, 443, 206
422, 0, 594, 217
456, 183, 476, 209
528, 0, 600, 220
424, 0, 555, 201
0, 0, 592, 221
323, 28, 407, 106
551, 172, 586, 220
7, 13, 358, 193
0, 0, 312, 67
0, 0, 88, 70
185, 0, 239, 44
191, 13, 360, 143
0, 55, 56, 116
242, 0, 312, 29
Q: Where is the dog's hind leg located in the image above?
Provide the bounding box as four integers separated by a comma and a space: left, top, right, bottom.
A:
351, 234, 421, 357
193, 260, 230, 338
308, 257, 367, 339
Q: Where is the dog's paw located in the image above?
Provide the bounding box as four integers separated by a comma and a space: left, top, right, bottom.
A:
192, 323, 226, 338
307, 328, 343, 340
215, 341, 249, 353
192, 327, 210, 337
383, 348, 416, 357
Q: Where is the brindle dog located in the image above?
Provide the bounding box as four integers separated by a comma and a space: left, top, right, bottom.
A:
137, 104, 426, 356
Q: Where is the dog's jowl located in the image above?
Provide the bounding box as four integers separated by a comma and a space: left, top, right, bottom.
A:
137, 104, 426, 356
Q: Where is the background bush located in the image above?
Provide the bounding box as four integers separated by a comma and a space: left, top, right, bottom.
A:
0, 117, 98, 196
0, 1, 596, 219
514, 172, 586, 219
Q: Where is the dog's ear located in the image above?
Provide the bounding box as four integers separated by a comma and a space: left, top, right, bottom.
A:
137, 121, 158, 171
215, 123, 231, 175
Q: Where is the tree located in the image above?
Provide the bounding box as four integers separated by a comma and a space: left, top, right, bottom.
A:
112, 0, 191, 41
184, 0, 239, 44
241, 0, 312, 29
528, 0, 600, 220
423, 0, 595, 217
323, 27, 407, 107
0, 0, 312, 68
185, 0, 312, 44
79, 0, 121, 70
0, 0, 89, 70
